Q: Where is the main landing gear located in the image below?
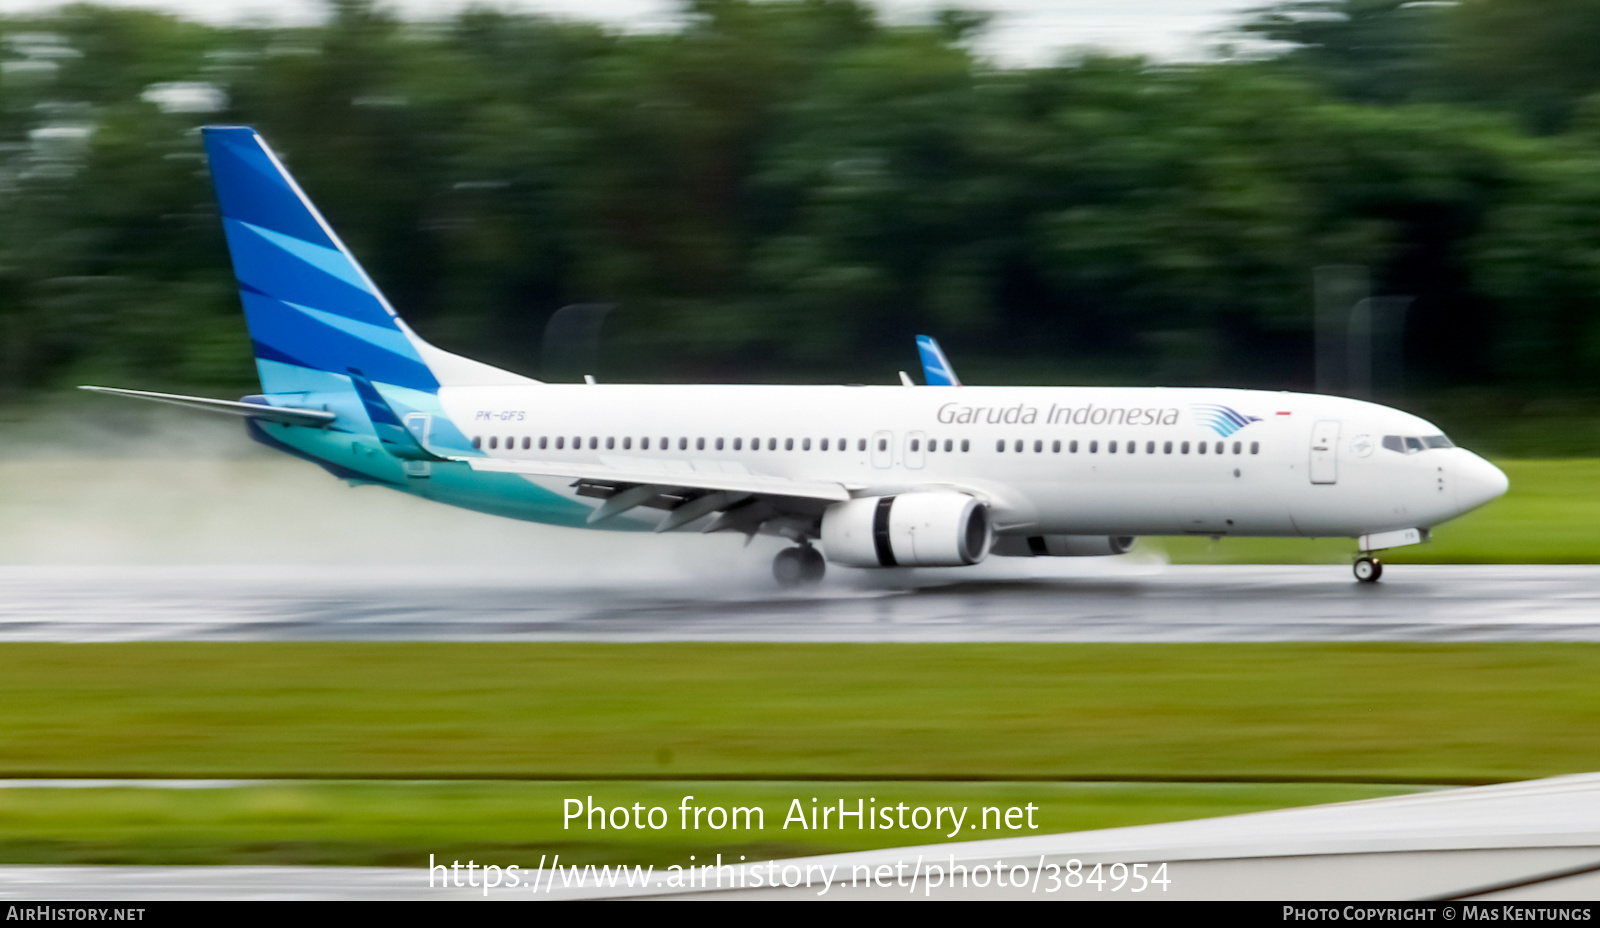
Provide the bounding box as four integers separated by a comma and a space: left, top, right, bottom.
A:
773, 544, 825, 588
1353, 555, 1383, 583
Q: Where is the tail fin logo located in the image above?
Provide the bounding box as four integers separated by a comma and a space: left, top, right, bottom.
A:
915, 335, 961, 386
1192, 404, 1262, 437
201, 126, 438, 395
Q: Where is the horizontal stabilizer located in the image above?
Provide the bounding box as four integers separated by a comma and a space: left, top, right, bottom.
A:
78, 386, 335, 427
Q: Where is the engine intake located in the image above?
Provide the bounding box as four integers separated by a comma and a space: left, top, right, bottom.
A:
991, 535, 1138, 557
821, 493, 992, 567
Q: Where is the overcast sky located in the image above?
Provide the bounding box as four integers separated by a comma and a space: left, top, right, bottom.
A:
0, 0, 1270, 66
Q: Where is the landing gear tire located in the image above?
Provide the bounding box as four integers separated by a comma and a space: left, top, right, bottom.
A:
774, 545, 826, 588
1353, 555, 1383, 583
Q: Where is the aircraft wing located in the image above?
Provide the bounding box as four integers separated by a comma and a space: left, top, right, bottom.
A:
464, 457, 854, 501
461, 457, 857, 531
78, 385, 336, 427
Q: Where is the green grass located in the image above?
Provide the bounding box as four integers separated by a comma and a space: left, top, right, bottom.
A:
0, 780, 1424, 867
3, 643, 1598, 783
1, 642, 1590, 866
1155, 459, 1600, 564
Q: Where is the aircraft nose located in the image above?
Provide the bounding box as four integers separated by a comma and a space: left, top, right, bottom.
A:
1454, 451, 1509, 515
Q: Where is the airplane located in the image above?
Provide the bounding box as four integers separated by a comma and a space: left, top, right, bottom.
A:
82, 126, 1509, 587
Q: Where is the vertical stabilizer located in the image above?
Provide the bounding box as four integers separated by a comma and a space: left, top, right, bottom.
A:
915, 335, 961, 386
201, 126, 536, 395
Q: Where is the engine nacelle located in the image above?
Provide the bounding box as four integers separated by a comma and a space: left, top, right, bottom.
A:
991, 535, 1138, 557
821, 493, 992, 567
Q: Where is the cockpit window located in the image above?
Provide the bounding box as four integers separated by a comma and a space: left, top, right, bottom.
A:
1383, 434, 1454, 454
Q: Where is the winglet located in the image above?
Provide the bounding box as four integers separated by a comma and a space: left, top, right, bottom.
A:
915, 335, 961, 386
347, 368, 448, 461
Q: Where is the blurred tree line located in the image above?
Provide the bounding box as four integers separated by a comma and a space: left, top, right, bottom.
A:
3, 0, 1600, 408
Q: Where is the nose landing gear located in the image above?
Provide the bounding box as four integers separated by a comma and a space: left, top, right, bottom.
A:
774, 544, 826, 588
1353, 555, 1383, 583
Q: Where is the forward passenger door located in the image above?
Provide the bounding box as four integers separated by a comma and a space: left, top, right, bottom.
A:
1309, 420, 1340, 485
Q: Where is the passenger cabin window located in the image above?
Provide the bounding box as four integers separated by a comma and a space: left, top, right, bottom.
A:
1232, 441, 1240, 454
1089, 441, 1098, 453
858, 439, 867, 451
606, 437, 615, 450
1251, 441, 1259, 454
1033, 440, 1042, 453
1181, 441, 1190, 454
820, 438, 829, 451
588, 437, 598, 450
678, 437, 687, 451
1146, 441, 1155, 454
1070, 440, 1078, 453
786, 438, 794, 451
539, 437, 548, 450
716, 438, 724, 451
803, 438, 811, 451
1109, 441, 1118, 453
472, 436, 482, 449
641, 437, 649, 450
961, 439, 970, 452
996, 440, 1005, 453
623, 437, 631, 450
733, 438, 742, 451
1052, 440, 1061, 453
489, 436, 498, 450
1198, 441, 1206, 454
841, 438, 848, 451
697, 438, 706, 451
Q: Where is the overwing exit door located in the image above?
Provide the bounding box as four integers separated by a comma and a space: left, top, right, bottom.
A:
871, 430, 894, 469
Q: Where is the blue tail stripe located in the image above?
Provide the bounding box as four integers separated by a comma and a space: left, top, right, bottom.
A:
251, 339, 314, 372
221, 218, 394, 328
287, 302, 417, 356
204, 129, 336, 248
240, 291, 438, 391
238, 220, 372, 292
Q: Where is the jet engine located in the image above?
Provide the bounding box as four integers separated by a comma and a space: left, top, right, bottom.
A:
990, 535, 1138, 557
821, 493, 992, 567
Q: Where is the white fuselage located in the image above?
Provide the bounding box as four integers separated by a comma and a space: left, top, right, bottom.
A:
434, 383, 1508, 539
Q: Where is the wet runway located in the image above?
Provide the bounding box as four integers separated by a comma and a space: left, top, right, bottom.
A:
1, 563, 1598, 642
